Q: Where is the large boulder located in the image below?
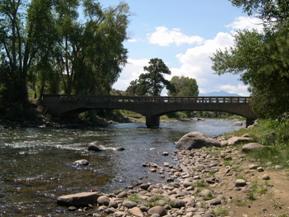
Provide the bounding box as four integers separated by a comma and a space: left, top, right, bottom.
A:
242, 143, 265, 153
88, 144, 103, 152
57, 192, 99, 206
227, 136, 254, 145
176, 132, 221, 150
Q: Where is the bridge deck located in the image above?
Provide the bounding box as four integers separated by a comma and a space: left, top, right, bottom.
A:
41, 95, 250, 104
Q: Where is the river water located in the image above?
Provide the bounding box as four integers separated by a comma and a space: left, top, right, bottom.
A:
0, 119, 242, 216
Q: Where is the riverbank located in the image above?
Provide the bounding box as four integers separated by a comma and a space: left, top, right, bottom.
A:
54, 121, 289, 217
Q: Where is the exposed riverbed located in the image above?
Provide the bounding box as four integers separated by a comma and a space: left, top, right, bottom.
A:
0, 119, 242, 216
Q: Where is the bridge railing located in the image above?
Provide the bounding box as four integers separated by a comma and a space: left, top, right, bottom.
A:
42, 95, 251, 104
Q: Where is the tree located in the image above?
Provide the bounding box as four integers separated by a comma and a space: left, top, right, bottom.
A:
126, 58, 174, 96
51, 0, 128, 96
0, 0, 55, 107
168, 76, 199, 97
230, 0, 289, 25
212, 1, 289, 118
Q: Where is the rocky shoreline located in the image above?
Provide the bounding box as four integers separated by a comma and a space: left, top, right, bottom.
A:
54, 131, 289, 217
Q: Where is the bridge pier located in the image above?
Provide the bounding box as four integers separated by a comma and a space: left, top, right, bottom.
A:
146, 115, 160, 129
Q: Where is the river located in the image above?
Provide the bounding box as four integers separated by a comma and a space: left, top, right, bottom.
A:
0, 118, 243, 216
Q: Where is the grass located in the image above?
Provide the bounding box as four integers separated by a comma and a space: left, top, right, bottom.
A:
193, 180, 208, 188
234, 198, 248, 207
127, 194, 142, 203
247, 181, 268, 201
147, 195, 170, 207
227, 119, 289, 168
223, 159, 233, 166
213, 207, 229, 216
127, 194, 170, 208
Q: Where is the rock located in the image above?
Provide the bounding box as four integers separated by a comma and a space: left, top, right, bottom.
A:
57, 192, 98, 206
151, 214, 160, 217
227, 136, 254, 145
148, 206, 167, 216
176, 132, 221, 150
275, 165, 283, 169
123, 200, 137, 208
170, 199, 186, 208
73, 159, 89, 166
257, 167, 264, 172
114, 211, 125, 217
208, 198, 222, 206
199, 189, 212, 199
109, 199, 118, 208
249, 164, 258, 170
97, 195, 110, 206
140, 183, 150, 190
235, 179, 247, 187
88, 144, 102, 152
262, 174, 270, 180
117, 191, 127, 198
116, 147, 125, 151
242, 143, 264, 153
129, 207, 144, 217
68, 206, 77, 211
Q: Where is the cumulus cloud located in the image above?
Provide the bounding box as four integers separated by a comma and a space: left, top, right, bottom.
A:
148, 26, 204, 47
218, 84, 249, 96
170, 32, 250, 95
227, 16, 263, 33
113, 58, 148, 91
114, 16, 259, 95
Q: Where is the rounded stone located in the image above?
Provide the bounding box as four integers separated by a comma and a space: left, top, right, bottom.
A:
123, 200, 137, 208
148, 206, 167, 216
262, 174, 270, 180
235, 179, 247, 187
73, 159, 89, 166
97, 195, 110, 206
170, 199, 186, 208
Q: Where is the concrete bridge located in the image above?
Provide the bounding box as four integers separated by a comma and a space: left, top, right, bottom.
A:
39, 95, 257, 128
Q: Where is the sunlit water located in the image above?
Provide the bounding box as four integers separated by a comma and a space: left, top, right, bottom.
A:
0, 119, 243, 216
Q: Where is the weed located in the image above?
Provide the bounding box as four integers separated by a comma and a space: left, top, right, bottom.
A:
213, 207, 229, 216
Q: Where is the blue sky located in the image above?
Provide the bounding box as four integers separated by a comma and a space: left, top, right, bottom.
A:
99, 0, 262, 95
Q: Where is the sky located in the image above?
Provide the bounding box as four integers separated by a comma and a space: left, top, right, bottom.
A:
100, 0, 263, 96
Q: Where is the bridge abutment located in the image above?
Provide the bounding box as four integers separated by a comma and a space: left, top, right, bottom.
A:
146, 115, 160, 128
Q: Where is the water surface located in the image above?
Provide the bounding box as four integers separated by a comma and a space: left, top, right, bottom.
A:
0, 118, 242, 216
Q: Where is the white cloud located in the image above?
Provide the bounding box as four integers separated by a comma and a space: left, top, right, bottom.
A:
114, 16, 258, 95
219, 84, 249, 96
170, 32, 250, 95
113, 58, 148, 91
148, 26, 204, 47
227, 16, 263, 33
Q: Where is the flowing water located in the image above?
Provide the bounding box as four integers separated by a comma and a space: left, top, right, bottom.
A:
0, 119, 243, 216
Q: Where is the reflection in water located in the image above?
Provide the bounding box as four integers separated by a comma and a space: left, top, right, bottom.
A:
0, 118, 242, 216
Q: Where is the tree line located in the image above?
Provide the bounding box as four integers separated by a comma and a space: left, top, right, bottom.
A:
0, 0, 129, 116
125, 58, 199, 98
212, 0, 289, 118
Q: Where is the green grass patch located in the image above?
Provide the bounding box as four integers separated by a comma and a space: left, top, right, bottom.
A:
193, 180, 208, 188
127, 194, 143, 203
227, 119, 289, 168
213, 207, 229, 216
146, 195, 170, 207
247, 181, 268, 201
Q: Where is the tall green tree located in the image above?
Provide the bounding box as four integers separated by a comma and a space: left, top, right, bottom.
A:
168, 76, 199, 97
212, 0, 289, 117
52, 0, 128, 96
126, 58, 174, 96
0, 0, 54, 107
